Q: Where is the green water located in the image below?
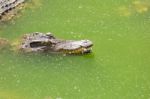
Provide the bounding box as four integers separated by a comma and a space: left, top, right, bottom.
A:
0, 0, 150, 99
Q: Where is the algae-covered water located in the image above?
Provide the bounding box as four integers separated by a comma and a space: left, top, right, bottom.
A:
0, 0, 150, 99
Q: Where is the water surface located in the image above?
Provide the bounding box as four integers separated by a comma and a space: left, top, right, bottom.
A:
0, 0, 150, 99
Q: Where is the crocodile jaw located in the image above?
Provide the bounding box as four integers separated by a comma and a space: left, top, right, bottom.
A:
54, 40, 93, 54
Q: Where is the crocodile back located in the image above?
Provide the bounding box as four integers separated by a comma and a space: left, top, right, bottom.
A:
0, 0, 25, 16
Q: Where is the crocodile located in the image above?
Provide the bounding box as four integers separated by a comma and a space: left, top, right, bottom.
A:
0, 0, 25, 20
20, 32, 93, 54
0, 1, 93, 54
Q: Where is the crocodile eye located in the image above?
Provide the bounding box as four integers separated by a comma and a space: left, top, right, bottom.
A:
81, 40, 88, 43
46, 33, 55, 39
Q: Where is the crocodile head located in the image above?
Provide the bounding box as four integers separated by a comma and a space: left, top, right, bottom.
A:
20, 32, 93, 54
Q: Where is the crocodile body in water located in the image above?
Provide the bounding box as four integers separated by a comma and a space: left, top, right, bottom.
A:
0, 32, 93, 54
0, 0, 25, 20
0, 1, 93, 54
20, 32, 93, 54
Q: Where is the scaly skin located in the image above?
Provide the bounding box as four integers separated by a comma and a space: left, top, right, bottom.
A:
0, 1, 93, 54
20, 32, 93, 54
0, 0, 25, 20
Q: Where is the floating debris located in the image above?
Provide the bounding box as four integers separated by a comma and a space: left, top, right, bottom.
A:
0, 37, 10, 50
132, 0, 149, 13
117, 0, 150, 16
